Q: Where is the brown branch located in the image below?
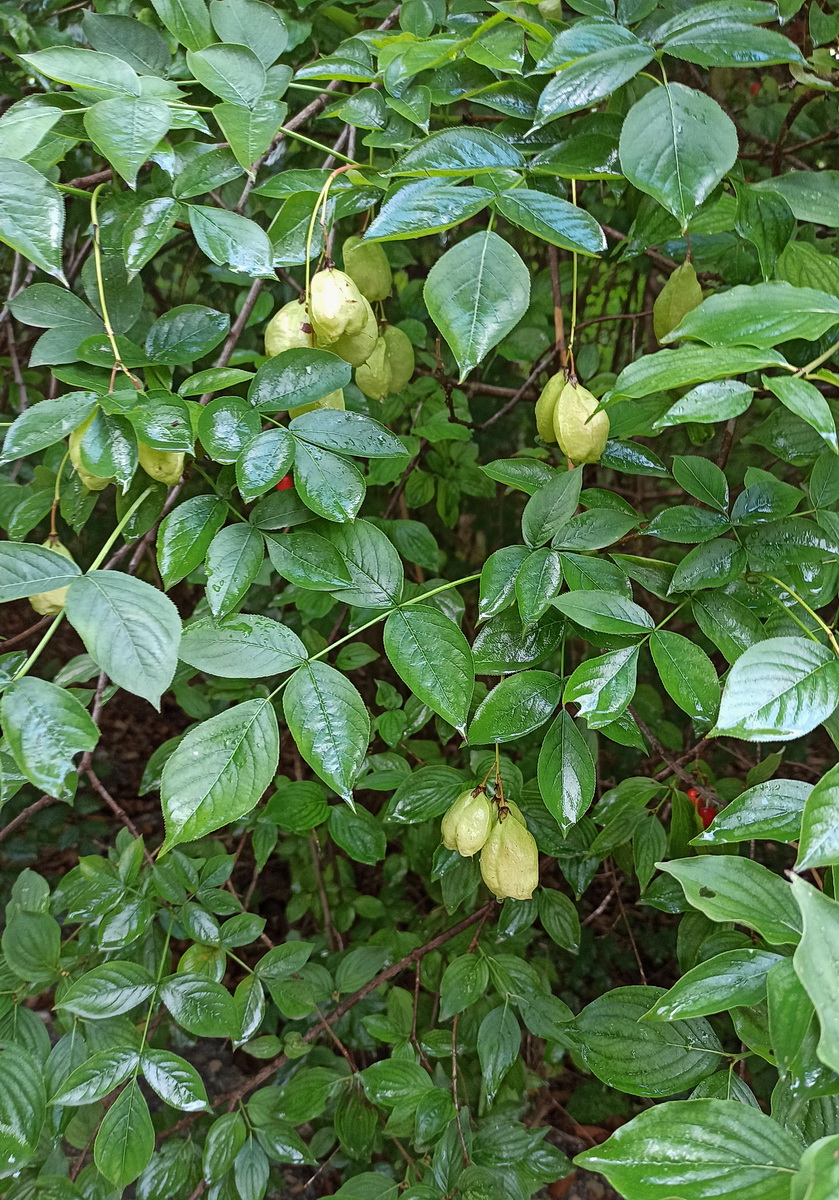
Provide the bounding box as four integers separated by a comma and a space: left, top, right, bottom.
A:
0, 793, 56, 845
630, 708, 714, 803
1, 616, 50, 651
601, 225, 678, 270
84, 769, 155, 864
772, 92, 820, 176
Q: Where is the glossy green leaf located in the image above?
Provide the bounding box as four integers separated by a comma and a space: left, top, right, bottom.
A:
160, 699, 280, 851
0, 541, 82, 602
205, 524, 264, 618
537, 711, 595, 833
468, 670, 562, 744
643, 949, 782, 1021
248, 349, 351, 411
667, 283, 839, 350
179, 614, 305, 679
1, 677, 99, 801
424, 231, 530, 380
693, 778, 811, 846
365, 180, 494, 241
795, 762, 839, 870
384, 606, 474, 734
661, 856, 802, 945
494, 189, 605, 256
649, 631, 720, 722
283, 662, 370, 801
791, 876, 839, 1075
83, 97, 170, 188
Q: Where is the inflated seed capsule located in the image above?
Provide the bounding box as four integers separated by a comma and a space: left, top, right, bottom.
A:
342, 235, 392, 302
653, 261, 702, 343
327, 296, 378, 367
480, 808, 539, 901
138, 443, 184, 486
29, 537, 75, 617
441, 787, 493, 857
264, 299, 313, 357
534, 371, 564, 443
355, 336, 392, 401
382, 325, 415, 393
310, 267, 367, 343
553, 379, 609, 465
69, 415, 113, 492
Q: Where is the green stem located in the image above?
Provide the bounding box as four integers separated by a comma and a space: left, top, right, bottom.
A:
762, 573, 839, 655
282, 126, 356, 164
266, 573, 481, 702
797, 338, 839, 377
652, 599, 688, 632
14, 488, 153, 681
193, 465, 248, 522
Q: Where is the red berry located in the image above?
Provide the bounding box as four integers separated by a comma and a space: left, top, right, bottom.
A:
698, 806, 716, 830
686, 787, 701, 805
750, 81, 760, 95
276, 475, 293, 491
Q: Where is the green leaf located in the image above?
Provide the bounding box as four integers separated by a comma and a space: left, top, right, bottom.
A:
763, 375, 838, 453
0, 1047, 45, 1172
188, 206, 274, 275
265, 529, 351, 591
187, 44, 266, 106
521, 467, 583, 547
123, 197, 180, 273
669, 539, 745, 593
671, 456, 730, 511
712, 636, 839, 741
58, 961, 156, 1018
21, 48, 140, 96
82, 11, 172, 74
248, 349, 352, 411
204, 1113, 247, 1183
661, 20, 804, 68
157, 494, 227, 588
660, 856, 802, 945
494, 189, 605, 256
424, 231, 530, 380
146, 304, 230, 366
792, 877, 839, 1075
439, 955, 489, 1020
65, 572, 181, 708
646, 506, 731, 544
360, 1059, 432, 1106
753, 170, 839, 227
796, 762, 839, 869
577, 1099, 802, 1200
51, 1048, 139, 1106
538, 888, 581, 954
0, 541, 82, 602
283, 662, 370, 801
215, 99, 286, 170
160, 974, 237, 1037
649, 631, 720, 722
365, 180, 494, 241
564, 645, 639, 728
319, 520, 403, 608
619, 83, 737, 229
384, 606, 474, 734
667, 283, 839, 350
468, 670, 562, 744
693, 778, 811, 846
142, 1049, 209, 1111
292, 442, 366, 523
654, 380, 754, 428
210, 0, 288, 67
613, 346, 789, 399
289, 410, 405, 458
2, 391, 97, 461
83, 97, 170, 188
643, 949, 782, 1021
515, 548, 563, 622
553, 589, 653, 635
205, 524, 265, 618
329, 805, 386, 865
477, 1005, 520, 1104
0, 159, 65, 280
534, 24, 654, 126
537, 711, 595, 833
392, 127, 524, 175
0, 102, 63, 161
179, 614, 305, 679
160, 699, 280, 851
1, 677, 99, 801
149, 0, 214, 51
198, 395, 261, 464
573, 986, 721, 1097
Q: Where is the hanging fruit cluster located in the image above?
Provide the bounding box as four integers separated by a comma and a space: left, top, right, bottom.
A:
441, 786, 540, 901
263, 238, 415, 406
535, 371, 610, 464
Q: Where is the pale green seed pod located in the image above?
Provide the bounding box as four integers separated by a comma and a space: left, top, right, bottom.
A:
382, 325, 415, 394
553, 380, 610, 465
264, 299, 313, 357
538, 0, 563, 18
29, 538, 75, 616
441, 788, 493, 857
69, 415, 113, 492
288, 389, 345, 419
355, 336, 392, 400
342, 235, 392, 302
653, 261, 702, 343
138, 443, 184, 486
310, 268, 367, 343
327, 297, 378, 367
480, 808, 539, 901
534, 372, 564, 443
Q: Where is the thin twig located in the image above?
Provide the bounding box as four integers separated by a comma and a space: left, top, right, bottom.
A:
1, 616, 50, 650
0, 794, 56, 845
